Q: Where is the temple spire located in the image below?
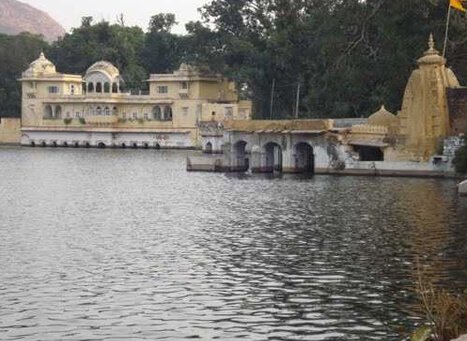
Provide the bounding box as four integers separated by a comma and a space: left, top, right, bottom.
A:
428, 33, 434, 50
424, 33, 439, 56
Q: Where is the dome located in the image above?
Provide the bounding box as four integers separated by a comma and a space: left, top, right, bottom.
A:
368, 105, 398, 127
85, 61, 120, 80
22, 52, 56, 77
177, 63, 199, 75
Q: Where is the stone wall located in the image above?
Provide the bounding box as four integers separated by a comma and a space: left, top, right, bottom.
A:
0, 118, 21, 144
447, 87, 467, 135
444, 136, 465, 158
21, 129, 194, 149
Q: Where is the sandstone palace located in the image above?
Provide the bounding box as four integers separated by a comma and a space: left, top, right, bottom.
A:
19, 53, 252, 149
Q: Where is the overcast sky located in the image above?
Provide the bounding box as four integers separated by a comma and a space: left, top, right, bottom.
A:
19, 0, 211, 34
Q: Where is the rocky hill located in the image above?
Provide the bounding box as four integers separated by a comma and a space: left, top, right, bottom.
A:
0, 0, 66, 42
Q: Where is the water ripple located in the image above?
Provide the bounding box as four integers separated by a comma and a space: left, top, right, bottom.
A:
0, 147, 466, 340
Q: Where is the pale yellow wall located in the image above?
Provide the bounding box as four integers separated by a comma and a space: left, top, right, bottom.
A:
149, 82, 179, 99
200, 100, 252, 121
0, 118, 21, 144
149, 79, 237, 102
197, 80, 237, 101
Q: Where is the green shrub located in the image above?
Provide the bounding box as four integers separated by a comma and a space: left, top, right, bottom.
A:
78, 117, 86, 125
63, 118, 72, 125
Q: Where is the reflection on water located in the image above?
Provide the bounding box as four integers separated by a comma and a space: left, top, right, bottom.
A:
0, 147, 466, 340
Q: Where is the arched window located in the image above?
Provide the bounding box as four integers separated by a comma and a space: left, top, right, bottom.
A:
153, 106, 162, 120
104, 82, 110, 93
163, 106, 173, 121
112, 106, 118, 115
104, 106, 110, 116
88, 83, 94, 93
96, 82, 102, 93
96, 106, 102, 115
44, 105, 53, 119
205, 142, 213, 154
112, 83, 118, 93
55, 105, 62, 119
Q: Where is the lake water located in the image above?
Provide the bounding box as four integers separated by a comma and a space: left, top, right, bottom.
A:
0, 147, 466, 340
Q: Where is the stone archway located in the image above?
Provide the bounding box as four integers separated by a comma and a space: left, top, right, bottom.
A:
55, 105, 62, 119
44, 105, 53, 119
232, 140, 249, 172
263, 142, 283, 173
294, 142, 315, 174
104, 82, 110, 93
205, 142, 213, 154
96, 82, 102, 93
153, 106, 162, 120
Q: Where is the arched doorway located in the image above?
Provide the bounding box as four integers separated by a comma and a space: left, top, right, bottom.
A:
294, 142, 315, 174
152, 106, 162, 120
264, 142, 283, 173
55, 105, 62, 119
163, 106, 173, 121
205, 142, 213, 154
233, 140, 248, 172
44, 105, 53, 119
97, 142, 106, 149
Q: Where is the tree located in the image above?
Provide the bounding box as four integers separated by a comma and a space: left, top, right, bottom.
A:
0, 32, 48, 117
140, 14, 185, 73
191, 0, 467, 119
49, 17, 147, 91
148, 13, 177, 33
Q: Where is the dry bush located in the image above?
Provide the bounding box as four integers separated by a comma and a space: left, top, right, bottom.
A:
414, 268, 467, 341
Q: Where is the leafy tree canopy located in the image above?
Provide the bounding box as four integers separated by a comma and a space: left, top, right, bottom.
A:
2, 2, 467, 120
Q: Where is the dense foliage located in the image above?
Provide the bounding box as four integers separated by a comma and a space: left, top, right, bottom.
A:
1, 0, 467, 119
0, 32, 48, 117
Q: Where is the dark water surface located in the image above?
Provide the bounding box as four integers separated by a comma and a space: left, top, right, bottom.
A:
0, 147, 466, 340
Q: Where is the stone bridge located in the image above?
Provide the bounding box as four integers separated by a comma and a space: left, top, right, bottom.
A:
198, 120, 349, 174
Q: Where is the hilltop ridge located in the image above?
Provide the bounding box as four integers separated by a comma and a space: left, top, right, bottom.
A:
0, 0, 65, 41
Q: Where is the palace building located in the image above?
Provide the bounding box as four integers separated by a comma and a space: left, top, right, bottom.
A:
19, 53, 252, 148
